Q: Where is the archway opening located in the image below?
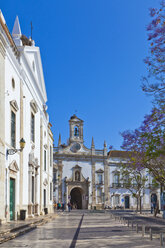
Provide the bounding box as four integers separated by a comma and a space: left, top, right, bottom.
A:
70, 187, 82, 209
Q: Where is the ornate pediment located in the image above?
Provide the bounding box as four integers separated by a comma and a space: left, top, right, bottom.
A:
96, 169, 104, 174
10, 100, 19, 111
44, 144, 48, 150
74, 164, 81, 169
30, 99, 38, 113
43, 178, 48, 186
9, 160, 19, 173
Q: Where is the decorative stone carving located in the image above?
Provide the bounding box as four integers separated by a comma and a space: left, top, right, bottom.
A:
30, 99, 38, 114
96, 169, 104, 173
43, 178, 48, 186
10, 100, 19, 111
44, 144, 48, 150
9, 160, 19, 173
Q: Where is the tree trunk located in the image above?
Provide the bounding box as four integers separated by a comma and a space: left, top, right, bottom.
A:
139, 196, 142, 214
136, 197, 139, 212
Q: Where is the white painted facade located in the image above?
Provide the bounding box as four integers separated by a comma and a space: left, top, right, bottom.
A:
54, 115, 160, 210
0, 11, 53, 222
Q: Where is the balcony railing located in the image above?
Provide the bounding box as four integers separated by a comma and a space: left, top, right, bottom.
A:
96, 181, 104, 185
148, 183, 159, 189
112, 183, 121, 188
95, 150, 104, 155
111, 183, 139, 188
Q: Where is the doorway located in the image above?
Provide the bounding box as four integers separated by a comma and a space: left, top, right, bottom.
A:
10, 178, 15, 220
125, 195, 130, 209
70, 187, 82, 209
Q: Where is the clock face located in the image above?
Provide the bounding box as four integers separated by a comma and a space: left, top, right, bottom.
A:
70, 142, 81, 153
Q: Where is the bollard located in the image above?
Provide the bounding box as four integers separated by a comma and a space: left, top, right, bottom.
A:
131, 221, 133, 230
127, 220, 129, 227
136, 224, 138, 233
160, 233, 163, 247
149, 228, 152, 240
142, 225, 145, 237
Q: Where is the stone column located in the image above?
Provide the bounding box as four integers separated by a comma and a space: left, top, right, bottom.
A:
0, 33, 6, 222
58, 161, 63, 203
91, 160, 96, 205
35, 167, 39, 215
28, 165, 33, 216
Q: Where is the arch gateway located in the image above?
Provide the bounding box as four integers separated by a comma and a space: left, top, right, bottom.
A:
53, 115, 157, 210
53, 115, 109, 210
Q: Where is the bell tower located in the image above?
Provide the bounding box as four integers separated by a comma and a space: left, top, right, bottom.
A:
69, 115, 84, 144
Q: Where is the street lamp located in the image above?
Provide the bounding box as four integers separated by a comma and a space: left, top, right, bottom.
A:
7, 138, 26, 155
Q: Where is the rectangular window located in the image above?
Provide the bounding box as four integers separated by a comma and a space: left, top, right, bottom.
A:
31, 113, 35, 142
50, 183, 52, 201
114, 174, 119, 184
50, 146, 52, 167
114, 195, 120, 205
98, 174, 103, 184
44, 150, 46, 171
11, 111, 16, 148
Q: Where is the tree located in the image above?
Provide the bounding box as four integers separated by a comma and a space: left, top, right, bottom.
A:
142, 0, 165, 105
120, 163, 148, 213
121, 106, 165, 185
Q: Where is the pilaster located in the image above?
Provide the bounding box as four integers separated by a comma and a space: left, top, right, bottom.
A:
0, 34, 6, 222
104, 159, 109, 202
57, 161, 63, 203
91, 160, 96, 204
19, 80, 24, 209
40, 118, 43, 213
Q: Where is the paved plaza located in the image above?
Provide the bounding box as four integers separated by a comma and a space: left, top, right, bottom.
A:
0, 210, 161, 248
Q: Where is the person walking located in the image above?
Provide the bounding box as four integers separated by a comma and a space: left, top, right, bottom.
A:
62, 202, 65, 212
67, 202, 71, 212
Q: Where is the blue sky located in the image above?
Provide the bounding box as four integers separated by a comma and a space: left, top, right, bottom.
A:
1, 0, 161, 150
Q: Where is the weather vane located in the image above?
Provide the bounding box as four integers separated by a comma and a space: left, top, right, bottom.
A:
31, 21, 33, 40
75, 109, 78, 115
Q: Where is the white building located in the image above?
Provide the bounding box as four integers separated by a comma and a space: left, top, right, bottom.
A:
53, 115, 159, 210
0, 12, 53, 222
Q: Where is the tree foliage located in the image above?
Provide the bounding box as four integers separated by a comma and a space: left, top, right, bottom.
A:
142, 0, 165, 105
120, 162, 148, 213
121, 106, 165, 185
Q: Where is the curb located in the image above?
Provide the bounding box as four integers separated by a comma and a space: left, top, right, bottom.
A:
0, 215, 55, 244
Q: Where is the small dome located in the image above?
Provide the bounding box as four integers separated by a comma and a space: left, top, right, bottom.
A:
70, 114, 77, 119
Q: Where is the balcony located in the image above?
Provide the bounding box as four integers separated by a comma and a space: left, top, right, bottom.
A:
96, 181, 104, 185
112, 183, 121, 188
148, 183, 159, 189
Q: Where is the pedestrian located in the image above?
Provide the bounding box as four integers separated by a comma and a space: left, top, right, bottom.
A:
59, 202, 61, 210
62, 202, 65, 212
67, 202, 71, 212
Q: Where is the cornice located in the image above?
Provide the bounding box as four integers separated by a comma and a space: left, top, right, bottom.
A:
54, 153, 107, 163
0, 33, 6, 58
0, 16, 19, 57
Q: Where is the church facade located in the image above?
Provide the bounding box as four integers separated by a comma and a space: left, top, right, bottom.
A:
53, 115, 160, 210
0, 11, 53, 222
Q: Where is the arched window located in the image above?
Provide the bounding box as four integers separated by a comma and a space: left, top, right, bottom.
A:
75, 171, 80, 181
74, 126, 79, 137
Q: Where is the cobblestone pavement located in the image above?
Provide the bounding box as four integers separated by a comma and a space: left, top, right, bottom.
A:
0, 211, 160, 248
110, 210, 165, 233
